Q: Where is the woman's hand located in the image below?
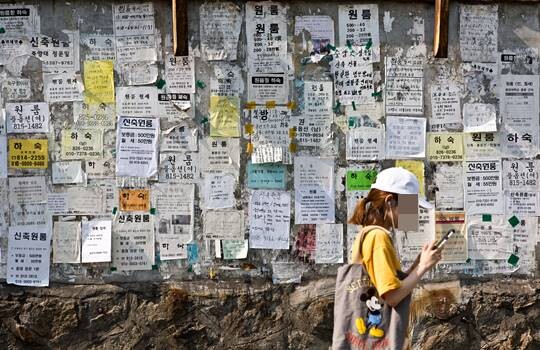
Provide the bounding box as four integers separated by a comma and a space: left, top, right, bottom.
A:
417, 240, 442, 274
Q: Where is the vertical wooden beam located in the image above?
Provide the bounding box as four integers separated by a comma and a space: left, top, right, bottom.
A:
433, 0, 449, 58
173, 0, 189, 56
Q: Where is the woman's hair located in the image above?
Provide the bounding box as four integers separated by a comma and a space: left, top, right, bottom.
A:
348, 188, 398, 227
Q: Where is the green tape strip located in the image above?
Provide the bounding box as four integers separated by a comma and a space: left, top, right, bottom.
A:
508, 215, 520, 228
371, 90, 382, 97
155, 79, 166, 89
150, 208, 156, 215
365, 38, 373, 50
112, 207, 117, 214
507, 254, 519, 267
333, 101, 341, 114
482, 214, 492, 222
196, 80, 206, 89
352, 101, 356, 111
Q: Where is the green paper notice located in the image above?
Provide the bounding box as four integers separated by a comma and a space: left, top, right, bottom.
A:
346, 170, 377, 191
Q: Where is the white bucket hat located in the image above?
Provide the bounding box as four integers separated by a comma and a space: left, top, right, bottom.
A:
371, 167, 433, 209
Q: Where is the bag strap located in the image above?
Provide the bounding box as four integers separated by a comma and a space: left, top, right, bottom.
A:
350, 225, 388, 264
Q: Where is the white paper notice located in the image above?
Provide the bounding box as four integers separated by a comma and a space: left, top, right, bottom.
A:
247, 73, 288, 104
159, 152, 200, 184
86, 158, 115, 179
43, 72, 83, 103
430, 83, 462, 130
211, 63, 243, 97
52, 161, 85, 184
249, 106, 290, 164
165, 55, 195, 94
505, 191, 539, 216
459, 5, 498, 63
462, 103, 497, 133
434, 164, 464, 210
199, 2, 242, 61
113, 3, 157, 63
295, 81, 333, 146
338, 4, 380, 61
467, 215, 511, 260
53, 221, 81, 264
30, 32, 79, 73
464, 132, 502, 159
161, 124, 197, 152
113, 213, 155, 271
249, 190, 291, 249
246, 2, 288, 73
81, 33, 116, 61
200, 137, 240, 175
385, 116, 426, 158
81, 220, 112, 263
7, 225, 51, 287
203, 210, 244, 240
153, 184, 194, 260
464, 159, 504, 214
294, 16, 334, 53
503, 159, 538, 191
116, 116, 159, 178
500, 75, 539, 158
346, 127, 384, 161
5, 102, 49, 133
385, 57, 424, 115
203, 172, 236, 209
0, 5, 40, 35
332, 46, 373, 105
2, 78, 32, 102
294, 157, 335, 224
315, 224, 344, 264
116, 86, 159, 117
47, 187, 104, 216
9, 176, 47, 226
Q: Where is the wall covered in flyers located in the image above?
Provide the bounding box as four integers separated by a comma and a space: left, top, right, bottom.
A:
0, 0, 538, 290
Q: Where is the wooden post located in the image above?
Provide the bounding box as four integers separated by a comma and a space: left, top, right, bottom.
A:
172, 0, 188, 56
433, 0, 449, 58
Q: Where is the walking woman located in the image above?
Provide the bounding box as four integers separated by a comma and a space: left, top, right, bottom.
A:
333, 167, 442, 350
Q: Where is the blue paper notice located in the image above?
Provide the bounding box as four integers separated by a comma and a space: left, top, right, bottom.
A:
247, 162, 286, 189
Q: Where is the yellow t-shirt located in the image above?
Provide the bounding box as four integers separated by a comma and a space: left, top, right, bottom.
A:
350, 226, 402, 297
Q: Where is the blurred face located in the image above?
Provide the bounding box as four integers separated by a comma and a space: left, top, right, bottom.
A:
384, 195, 399, 228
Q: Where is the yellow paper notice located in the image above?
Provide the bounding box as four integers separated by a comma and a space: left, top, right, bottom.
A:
428, 133, 463, 162
209, 96, 240, 137
84, 60, 115, 104
396, 160, 425, 197
9, 138, 48, 169
119, 189, 150, 212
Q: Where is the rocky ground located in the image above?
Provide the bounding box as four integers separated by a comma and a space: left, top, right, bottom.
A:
0, 278, 538, 349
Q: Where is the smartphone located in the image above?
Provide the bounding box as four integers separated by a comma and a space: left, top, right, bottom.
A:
433, 229, 455, 250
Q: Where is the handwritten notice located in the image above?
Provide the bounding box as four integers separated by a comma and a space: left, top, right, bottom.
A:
315, 224, 344, 264
153, 184, 194, 260
428, 132, 464, 162
7, 225, 51, 287
294, 157, 335, 224
467, 215, 510, 260
338, 4, 380, 61
203, 210, 244, 240
209, 96, 240, 137
332, 46, 373, 105
464, 159, 503, 214
294, 15, 334, 53
53, 221, 81, 264
81, 220, 112, 263
220, 240, 249, 260
113, 3, 156, 62
165, 55, 195, 94
116, 116, 159, 178
249, 190, 291, 249
430, 83, 461, 130
435, 211, 467, 263
43, 72, 83, 103
462, 103, 497, 133
346, 127, 384, 161
116, 86, 158, 117
61, 129, 103, 160
6, 102, 50, 133
159, 152, 200, 184
247, 162, 286, 190
500, 75, 540, 158
502, 160, 538, 191
246, 2, 288, 73
200, 2, 242, 61
84, 60, 115, 105
385, 57, 424, 115
119, 189, 150, 212
112, 213, 155, 271
8, 139, 48, 169
385, 116, 426, 158
52, 161, 85, 184
434, 164, 464, 210
203, 172, 236, 209
459, 4, 498, 62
